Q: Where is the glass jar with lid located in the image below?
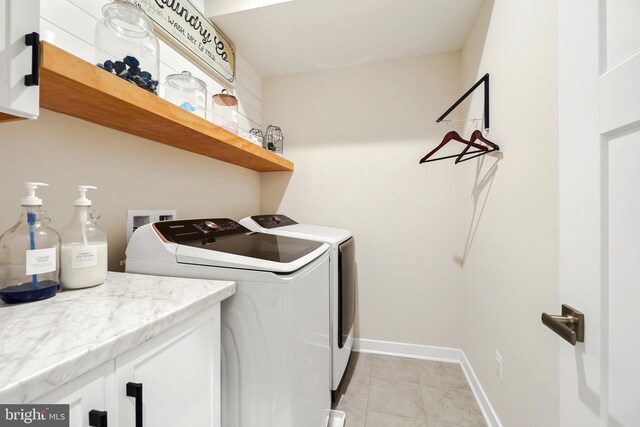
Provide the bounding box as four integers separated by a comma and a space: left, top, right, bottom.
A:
165, 71, 207, 119
95, 1, 160, 94
211, 89, 239, 134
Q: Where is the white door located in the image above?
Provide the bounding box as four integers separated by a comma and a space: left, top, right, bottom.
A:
559, 0, 640, 426
0, 0, 40, 120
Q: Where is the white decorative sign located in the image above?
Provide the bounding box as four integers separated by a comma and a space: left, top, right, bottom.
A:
128, 0, 236, 83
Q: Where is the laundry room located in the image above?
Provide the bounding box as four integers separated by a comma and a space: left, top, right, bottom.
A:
1, 0, 638, 426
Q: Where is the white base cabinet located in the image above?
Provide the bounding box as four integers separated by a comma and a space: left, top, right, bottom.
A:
33, 305, 221, 427
33, 362, 115, 427
116, 306, 220, 427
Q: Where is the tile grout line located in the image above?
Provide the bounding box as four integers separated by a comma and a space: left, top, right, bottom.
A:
363, 356, 371, 426
415, 358, 429, 423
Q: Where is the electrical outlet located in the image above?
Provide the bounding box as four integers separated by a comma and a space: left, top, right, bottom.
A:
495, 351, 503, 381
127, 209, 177, 242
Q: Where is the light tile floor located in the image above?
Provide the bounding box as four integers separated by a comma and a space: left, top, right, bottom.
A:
333, 353, 487, 427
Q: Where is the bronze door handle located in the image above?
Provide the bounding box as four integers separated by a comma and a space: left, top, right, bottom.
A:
541, 304, 584, 345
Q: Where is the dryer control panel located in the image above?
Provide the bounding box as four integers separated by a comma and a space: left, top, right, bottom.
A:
154, 218, 250, 243
251, 214, 298, 229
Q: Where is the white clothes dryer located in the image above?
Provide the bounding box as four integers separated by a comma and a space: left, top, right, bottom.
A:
239, 214, 355, 398
125, 218, 332, 427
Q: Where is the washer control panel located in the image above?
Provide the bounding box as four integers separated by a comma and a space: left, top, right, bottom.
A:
251, 214, 298, 229
154, 218, 250, 243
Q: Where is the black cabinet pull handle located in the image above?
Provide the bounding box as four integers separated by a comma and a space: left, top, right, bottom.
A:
24, 32, 40, 87
88, 410, 108, 427
126, 382, 143, 427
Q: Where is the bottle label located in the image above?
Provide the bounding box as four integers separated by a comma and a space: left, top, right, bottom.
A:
71, 246, 98, 269
25, 248, 57, 275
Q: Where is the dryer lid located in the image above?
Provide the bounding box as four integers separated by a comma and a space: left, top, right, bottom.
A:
269, 223, 352, 244
250, 214, 298, 229
244, 215, 352, 245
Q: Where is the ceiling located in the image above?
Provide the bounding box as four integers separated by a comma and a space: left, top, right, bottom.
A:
210, 0, 485, 77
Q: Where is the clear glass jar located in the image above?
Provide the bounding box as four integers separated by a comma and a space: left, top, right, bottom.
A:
95, 1, 159, 94
165, 71, 207, 119
0, 207, 61, 304
212, 89, 239, 134
60, 208, 108, 290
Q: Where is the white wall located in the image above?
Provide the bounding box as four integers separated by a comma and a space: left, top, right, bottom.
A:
261, 1, 560, 425
0, 0, 263, 271
261, 52, 465, 348
0, 111, 260, 271
459, 0, 559, 426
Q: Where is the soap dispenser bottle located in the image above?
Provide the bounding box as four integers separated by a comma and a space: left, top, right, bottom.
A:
60, 186, 108, 289
0, 182, 61, 304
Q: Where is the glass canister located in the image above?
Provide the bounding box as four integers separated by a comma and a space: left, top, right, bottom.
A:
165, 71, 207, 118
95, 1, 160, 94
211, 89, 239, 134
248, 128, 264, 146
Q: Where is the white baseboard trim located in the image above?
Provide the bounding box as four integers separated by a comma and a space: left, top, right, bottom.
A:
353, 338, 502, 427
353, 338, 461, 362
458, 351, 503, 427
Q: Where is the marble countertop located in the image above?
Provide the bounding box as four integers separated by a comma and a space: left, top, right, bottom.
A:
0, 272, 235, 404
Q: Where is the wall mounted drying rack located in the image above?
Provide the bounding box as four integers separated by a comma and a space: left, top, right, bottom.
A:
437, 73, 490, 130
420, 73, 500, 164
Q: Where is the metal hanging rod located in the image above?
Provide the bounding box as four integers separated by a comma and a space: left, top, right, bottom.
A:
436, 73, 490, 130
438, 118, 483, 123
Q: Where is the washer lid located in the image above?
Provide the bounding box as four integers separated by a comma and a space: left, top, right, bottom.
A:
175, 235, 328, 273
153, 218, 328, 273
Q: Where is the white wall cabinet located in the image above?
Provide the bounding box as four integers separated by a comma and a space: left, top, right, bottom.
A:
33, 305, 221, 427
0, 0, 40, 119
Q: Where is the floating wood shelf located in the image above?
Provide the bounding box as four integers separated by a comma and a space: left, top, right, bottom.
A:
0, 112, 25, 123
39, 42, 293, 172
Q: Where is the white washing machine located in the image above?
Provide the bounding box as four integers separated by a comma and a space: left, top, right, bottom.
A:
239, 215, 355, 398
125, 218, 333, 427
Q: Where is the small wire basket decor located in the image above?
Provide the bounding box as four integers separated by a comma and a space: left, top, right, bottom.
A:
263, 125, 284, 154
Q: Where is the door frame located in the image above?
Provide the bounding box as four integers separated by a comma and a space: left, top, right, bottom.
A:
559, 1, 605, 425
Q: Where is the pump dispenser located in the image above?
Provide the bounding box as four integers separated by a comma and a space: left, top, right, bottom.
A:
60, 186, 108, 289
0, 182, 61, 304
